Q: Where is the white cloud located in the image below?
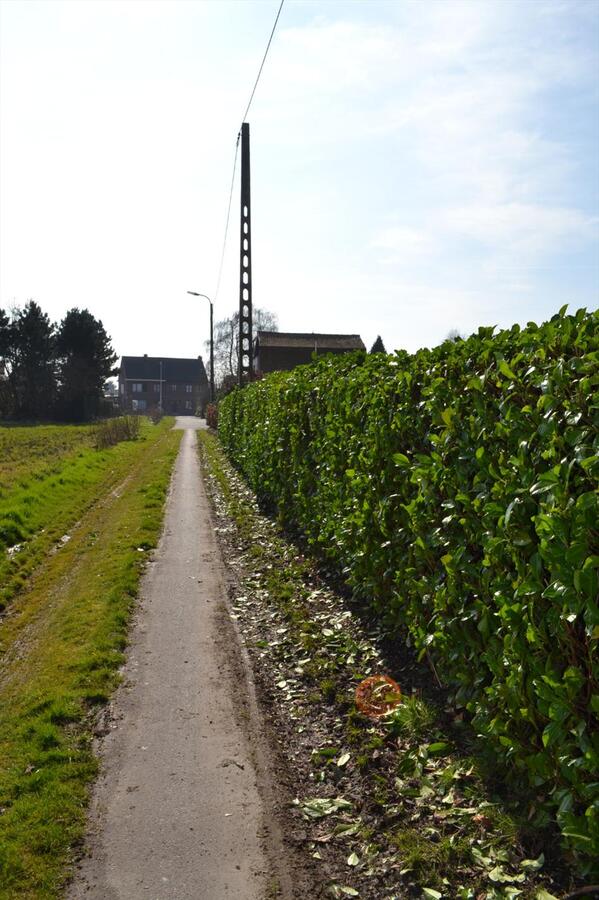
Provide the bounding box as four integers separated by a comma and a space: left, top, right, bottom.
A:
260, 1, 595, 204
443, 203, 598, 256
256, 2, 598, 352
371, 226, 435, 264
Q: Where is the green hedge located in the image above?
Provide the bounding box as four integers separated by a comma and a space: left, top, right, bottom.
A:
219, 307, 599, 869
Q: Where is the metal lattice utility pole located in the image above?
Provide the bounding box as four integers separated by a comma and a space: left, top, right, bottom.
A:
238, 122, 252, 385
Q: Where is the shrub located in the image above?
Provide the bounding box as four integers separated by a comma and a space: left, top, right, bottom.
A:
206, 403, 218, 430
219, 306, 599, 870
94, 416, 141, 449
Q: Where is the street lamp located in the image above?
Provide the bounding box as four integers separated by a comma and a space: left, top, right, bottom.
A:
187, 291, 215, 404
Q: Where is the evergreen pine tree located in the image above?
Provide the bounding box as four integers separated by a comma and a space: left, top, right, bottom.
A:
0, 309, 12, 417
55, 309, 117, 421
370, 335, 386, 354
4, 302, 56, 419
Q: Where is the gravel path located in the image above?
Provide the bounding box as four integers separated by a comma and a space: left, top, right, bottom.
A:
69, 418, 271, 900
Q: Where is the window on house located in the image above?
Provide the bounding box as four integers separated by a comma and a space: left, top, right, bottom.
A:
171, 384, 177, 392
132, 383, 143, 393
153, 383, 160, 393
185, 384, 192, 393
137, 399, 147, 411
185, 401, 192, 410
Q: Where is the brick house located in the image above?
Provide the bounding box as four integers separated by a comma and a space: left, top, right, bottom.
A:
119, 355, 209, 415
253, 332, 366, 376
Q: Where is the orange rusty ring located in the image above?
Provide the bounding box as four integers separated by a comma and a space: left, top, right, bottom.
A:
355, 675, 402, 719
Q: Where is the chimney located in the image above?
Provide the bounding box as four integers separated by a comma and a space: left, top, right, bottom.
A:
143, 353, 148, 358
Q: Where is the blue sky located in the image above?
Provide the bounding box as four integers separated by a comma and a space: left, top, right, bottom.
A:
0, 0, 597, 359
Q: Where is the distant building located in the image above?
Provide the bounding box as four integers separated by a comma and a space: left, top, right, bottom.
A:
102, 380, 119, 413
119, 355, 209, 414
253, 331, 365, 376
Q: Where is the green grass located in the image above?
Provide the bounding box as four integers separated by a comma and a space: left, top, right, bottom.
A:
0, 419, 181, 898
0, 421, 158, 613
389, 827, 473, 885
384, 695, 436, 741
198, 428, 571, 899
0, 425, 95, 496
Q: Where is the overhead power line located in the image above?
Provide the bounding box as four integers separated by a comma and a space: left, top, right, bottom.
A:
213, 133, 240, 304
241, 0, 285, 125
212, 0, 285, 304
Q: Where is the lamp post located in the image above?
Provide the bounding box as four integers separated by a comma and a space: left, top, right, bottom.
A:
186, 291, 214, 404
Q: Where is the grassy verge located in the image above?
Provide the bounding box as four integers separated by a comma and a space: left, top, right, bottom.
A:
0, 420, 181, 898
198, 429, 577, 900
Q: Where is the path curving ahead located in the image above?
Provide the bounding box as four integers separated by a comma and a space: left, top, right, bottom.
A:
69, 418, 269, 899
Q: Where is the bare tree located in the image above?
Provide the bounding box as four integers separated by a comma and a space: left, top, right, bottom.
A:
206, 307, 278, 386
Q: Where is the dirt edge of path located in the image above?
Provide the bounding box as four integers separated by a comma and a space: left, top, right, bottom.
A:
203, 497, 324, 900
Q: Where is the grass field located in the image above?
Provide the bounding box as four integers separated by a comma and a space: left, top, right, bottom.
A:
0, 425, 95, 498
0, 423, 142, 612
0, 419, 182, 898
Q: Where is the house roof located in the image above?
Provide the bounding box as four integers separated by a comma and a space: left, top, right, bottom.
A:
120, 356, 207, 383
255, 331, 365, 351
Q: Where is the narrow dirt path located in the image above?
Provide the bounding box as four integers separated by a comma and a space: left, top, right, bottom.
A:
69, 419, 271, 900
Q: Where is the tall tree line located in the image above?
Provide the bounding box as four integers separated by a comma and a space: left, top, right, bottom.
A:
0, 301, 116, 422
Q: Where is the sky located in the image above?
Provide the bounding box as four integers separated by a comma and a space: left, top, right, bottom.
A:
1, 0, 598, 362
